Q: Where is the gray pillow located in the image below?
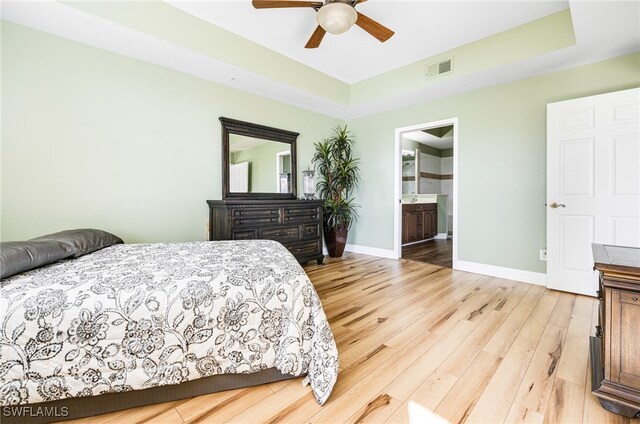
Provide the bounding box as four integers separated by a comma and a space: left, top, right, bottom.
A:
32, 229, 124, 258
0, 240, 75, 279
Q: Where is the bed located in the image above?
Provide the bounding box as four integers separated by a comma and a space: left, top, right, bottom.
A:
0, 230, 338, 423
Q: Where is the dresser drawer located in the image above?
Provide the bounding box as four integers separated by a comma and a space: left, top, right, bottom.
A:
232, 208, 280, 218
232, 229, 257, 240
287, 239, 321, 258
260, 226, 301, 243
621, 291, 640, 305
233, 208, 281, 226
283, 206, 320, 223
302, 223, 320, 239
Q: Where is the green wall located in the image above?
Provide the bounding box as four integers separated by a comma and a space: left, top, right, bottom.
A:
350, 9, 575, 105
2, 21, 639, 276
348, 52, 640, 273
0, 22, 341, 242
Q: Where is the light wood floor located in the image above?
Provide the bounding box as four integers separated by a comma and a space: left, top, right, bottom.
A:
69, 253, 638, 424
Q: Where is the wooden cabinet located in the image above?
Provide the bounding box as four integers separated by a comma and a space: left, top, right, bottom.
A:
591, 244, 640, 418
207, 199, 324, 265
402, 203, 437, 245
402, 210, 419, 244
423, 209, 437, 240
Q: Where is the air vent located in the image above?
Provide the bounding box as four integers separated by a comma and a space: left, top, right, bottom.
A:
425, 58, 453, 79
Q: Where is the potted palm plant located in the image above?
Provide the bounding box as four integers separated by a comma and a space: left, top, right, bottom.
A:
312, 126, 360, 258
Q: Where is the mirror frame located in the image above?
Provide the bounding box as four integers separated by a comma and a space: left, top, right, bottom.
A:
220, 117, 298, 200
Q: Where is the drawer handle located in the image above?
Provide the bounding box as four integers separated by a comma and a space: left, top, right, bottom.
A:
239, 220, 244, 224
275, 233, 281, 237
239, 211, 244, 215
271, 218, 276, 222
633, 296, 638, 302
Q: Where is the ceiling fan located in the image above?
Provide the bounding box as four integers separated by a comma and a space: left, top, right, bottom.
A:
252, 0, 394, 48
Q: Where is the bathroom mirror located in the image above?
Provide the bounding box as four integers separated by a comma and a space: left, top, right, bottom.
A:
220, 117, 298, 199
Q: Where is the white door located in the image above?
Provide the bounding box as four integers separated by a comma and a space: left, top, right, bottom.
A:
230, 162, 249, 192
547, 88, 640, 296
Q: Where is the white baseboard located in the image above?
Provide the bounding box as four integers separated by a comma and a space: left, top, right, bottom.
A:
454, 260, 547, 286
322, 243, 397, 259
321, 244, 547, 286
434, 233, 448, 240
345, 243, 397, 259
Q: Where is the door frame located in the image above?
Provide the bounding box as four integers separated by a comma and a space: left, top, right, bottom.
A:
393, 117, 459, 268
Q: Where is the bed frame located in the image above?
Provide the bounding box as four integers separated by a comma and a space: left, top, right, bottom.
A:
2, 369, 296, 424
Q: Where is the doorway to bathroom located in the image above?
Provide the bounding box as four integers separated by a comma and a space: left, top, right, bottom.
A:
393, 118, 458, 268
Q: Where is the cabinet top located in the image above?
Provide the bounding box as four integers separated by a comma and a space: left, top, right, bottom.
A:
592, 244, 640, 284
207, 199, 324, 206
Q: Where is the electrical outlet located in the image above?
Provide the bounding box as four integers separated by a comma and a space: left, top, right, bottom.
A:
539, 248, 547, 261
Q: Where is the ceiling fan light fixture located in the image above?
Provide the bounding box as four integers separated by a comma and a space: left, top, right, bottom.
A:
316, 2, 357, 35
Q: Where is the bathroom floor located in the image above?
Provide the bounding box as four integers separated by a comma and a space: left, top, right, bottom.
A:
401, 238, 452, 268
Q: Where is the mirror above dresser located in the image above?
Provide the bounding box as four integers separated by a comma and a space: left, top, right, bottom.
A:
209, 118, 324, 265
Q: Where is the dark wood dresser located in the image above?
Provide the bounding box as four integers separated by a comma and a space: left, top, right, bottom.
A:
207, 199, 324, 265
591, 244, 640, 418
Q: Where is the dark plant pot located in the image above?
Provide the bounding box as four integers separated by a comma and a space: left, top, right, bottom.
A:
324, 228, 348, 258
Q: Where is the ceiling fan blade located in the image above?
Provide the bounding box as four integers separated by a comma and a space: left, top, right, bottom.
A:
355, 0, 367, 4
252, 0, 323, 9
305, 26, 326, 49
355, 12, 394, 42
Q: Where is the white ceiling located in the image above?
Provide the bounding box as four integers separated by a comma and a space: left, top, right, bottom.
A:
229, 134, 271, 152
404, 129, 453, 150
169, 0, 570, 84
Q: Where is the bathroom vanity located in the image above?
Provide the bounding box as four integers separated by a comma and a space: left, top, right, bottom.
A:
401, 202, 437, 244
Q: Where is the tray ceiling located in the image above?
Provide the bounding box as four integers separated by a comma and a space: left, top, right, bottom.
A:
2, 1, 638, 119
169, 1, 570, 84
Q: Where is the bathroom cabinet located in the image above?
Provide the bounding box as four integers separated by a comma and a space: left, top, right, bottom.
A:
402, 203, 437, 245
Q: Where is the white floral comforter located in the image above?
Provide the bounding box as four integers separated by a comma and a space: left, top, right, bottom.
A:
0, 240, 338, 406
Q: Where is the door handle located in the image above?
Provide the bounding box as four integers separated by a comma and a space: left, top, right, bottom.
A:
547, 202, 566, 209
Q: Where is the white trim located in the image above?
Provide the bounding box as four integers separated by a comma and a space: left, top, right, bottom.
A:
455, 260, 547, 286
394, 118, 459, 269
344, 244, 396, 259
434, 233, 448, 240
322, 243, 396, 259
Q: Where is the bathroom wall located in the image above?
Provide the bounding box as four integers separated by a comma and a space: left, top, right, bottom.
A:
419, 152, 441, 194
